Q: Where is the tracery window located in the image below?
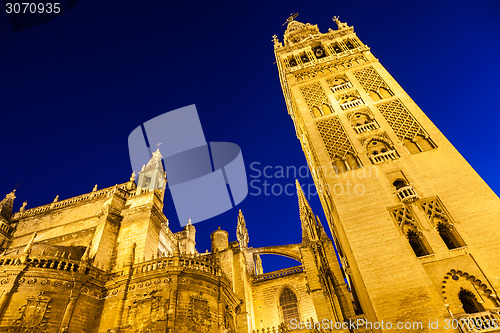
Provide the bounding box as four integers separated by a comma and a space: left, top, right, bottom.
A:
279, 287, 300, 325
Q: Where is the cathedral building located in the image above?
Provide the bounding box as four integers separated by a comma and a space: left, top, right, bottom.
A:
0, 14, 498, 333
0, 148, 355, 332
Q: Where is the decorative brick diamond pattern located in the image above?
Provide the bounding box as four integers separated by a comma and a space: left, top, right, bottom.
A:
420, 198, 450, 223
377, 99, 427, 141
354, 66, 391, 92
316, 116, 356, 159
390, 206, 418, 230
300, 82, 331, 110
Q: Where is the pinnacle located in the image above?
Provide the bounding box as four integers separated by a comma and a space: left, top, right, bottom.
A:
295, 179, 311, 210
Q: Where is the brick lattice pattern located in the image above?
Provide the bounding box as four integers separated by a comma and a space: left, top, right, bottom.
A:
377, 99, 427, 141
353, 66, 391, 92
300, 82, 331, 109
316, 116, 356, 159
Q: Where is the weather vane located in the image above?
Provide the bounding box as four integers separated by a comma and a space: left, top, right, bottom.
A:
283, 13, 298, 26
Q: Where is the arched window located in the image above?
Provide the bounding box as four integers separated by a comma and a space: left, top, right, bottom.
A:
437, 222, 461, 250
321, 104, 332, 115
407, 230, 429, 257
279, 287, 300, 325
459, 289, 485, 314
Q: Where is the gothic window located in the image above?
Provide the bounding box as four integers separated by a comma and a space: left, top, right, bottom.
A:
459, 289, 485, 314
407, 229, 429, 257
391, 207, 432, 257
420, 198, 465, 250
279, 287, 300, 325
437, 223, 461, 250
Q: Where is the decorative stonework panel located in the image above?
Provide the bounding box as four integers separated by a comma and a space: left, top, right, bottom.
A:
354, 66, 391, 93
293, 54, 368, 81
299, 82, 331, 110
390, 206, 419, 231
124, 290, 167, 332
11, 292, 52, 333
188, 295, 211, 332
377, 99, 427, 141
419, 198, 453, 227
316, 116, 356, 160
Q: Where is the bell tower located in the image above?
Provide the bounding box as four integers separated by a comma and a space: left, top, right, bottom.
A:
274, 15, 500, 330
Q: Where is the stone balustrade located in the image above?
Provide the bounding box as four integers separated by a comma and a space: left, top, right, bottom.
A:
457, 309, 500, 333
252, 265, 303, 283
331, 82, 352, 92
396, 185, 419, 203
11, 184, 164, 220
353, 121, 378, 134
340, 99, 363, 110
369, 150, 398, 164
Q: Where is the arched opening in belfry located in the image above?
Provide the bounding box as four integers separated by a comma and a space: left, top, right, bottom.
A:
279, 287, 300, 325
459, 289, 485, 314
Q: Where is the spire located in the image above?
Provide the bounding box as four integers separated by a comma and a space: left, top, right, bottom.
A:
237, 209, 249, 249
135, 148, 166, 196
144, 148, 163, 172
0, 189, 16, 220
296, 180, 319, 242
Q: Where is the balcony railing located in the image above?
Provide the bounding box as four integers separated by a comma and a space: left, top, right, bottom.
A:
457, 308, 500, 332
340, 99, 363, 110
396, 185, 419, 203
353, 121, 378, 134
369, 150, 398, 164
331, 82, 352, 92
252, 265, 303, 283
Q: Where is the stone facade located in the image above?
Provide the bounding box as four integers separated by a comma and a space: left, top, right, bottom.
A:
0, 147, 356, 332
274, 15, 500, 333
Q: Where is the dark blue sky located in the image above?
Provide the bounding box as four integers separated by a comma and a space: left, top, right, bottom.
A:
1, 0, 498, 272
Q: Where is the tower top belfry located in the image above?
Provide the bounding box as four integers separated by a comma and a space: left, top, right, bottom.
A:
135, 148, 166, 198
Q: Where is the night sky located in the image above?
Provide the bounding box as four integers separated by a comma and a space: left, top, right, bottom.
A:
1, 0, 498, 272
